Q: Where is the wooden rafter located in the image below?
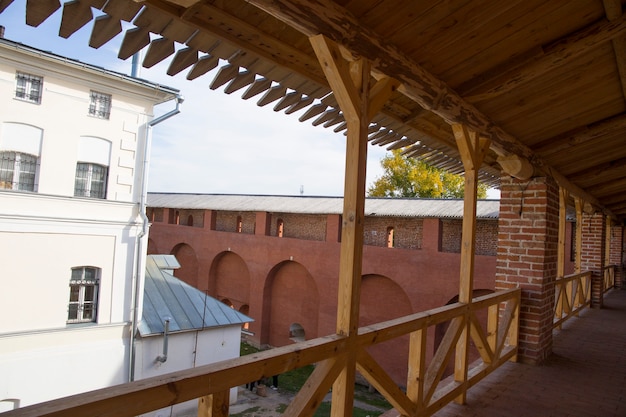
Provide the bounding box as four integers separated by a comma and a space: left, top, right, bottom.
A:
244, 0, 613, 217
459, 13, 626, 102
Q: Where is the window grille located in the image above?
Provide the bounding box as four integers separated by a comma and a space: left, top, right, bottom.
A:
0, 151, 38, 191
68, 267, 99, 323
74, 162, 107, 198
15, 72, 42, 104
88, 91, 111, 119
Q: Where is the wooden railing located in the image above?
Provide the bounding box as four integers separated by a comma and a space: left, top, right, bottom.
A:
603, 265, 615, 293
3, 289, 520, 417
553, 271, 592, 328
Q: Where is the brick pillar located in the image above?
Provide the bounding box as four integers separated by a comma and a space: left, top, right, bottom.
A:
422, 218, 442, 251
203, 210, 216, 231
255, 212, 271, 236
326, 214, 341, 242
496, 175, 559, 365
581, 212, 606, 307
581, 212, 606, 271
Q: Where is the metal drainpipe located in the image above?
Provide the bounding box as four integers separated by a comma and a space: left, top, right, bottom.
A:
129, 94, 183, 382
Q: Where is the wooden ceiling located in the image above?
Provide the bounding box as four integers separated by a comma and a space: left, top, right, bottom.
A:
2, 0, 625, 223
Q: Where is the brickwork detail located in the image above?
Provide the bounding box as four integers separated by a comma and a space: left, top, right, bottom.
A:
216, 211, 257, 234
441, 219, 498, 256
269, 213, 327, 241
580, 213, 606, 272
496, 176, 559, 365
363, 217, 423, 249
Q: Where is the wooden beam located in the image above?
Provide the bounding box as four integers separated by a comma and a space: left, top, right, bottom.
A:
197, 391, 229, 417
309, 34, 398, 417
460, 14, 626, 102
603, 0, 626, 103
451, 124, 490, 405
575, 197, 584, 273
245, 0, 612, 217
533, 113, 626, 157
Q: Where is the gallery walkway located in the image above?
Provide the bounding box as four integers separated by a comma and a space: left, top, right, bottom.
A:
430, 288, 626, 417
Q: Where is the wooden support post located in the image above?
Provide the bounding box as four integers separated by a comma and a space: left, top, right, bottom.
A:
451, 124, 490, 404
198, 391, 229, 417
310, 34, 398, 417
557, 188, 570, 323
575, 197, 584, 273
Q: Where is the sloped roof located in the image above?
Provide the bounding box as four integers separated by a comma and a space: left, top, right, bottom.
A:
0, 37, 179, 102
139, 255, 252, 337
147, 192, 500, 219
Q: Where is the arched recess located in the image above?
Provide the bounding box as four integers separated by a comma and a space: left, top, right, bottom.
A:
146, 238, 158, 255
170, 242, 199, 288
210, 251, 250, 311
262, 261, 319, 347
360, 274, 413, 386
435, 289, 495, 378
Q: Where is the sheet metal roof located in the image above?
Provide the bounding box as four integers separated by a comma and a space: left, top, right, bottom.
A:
139, 255, 253, 337
147, 193, 501, 219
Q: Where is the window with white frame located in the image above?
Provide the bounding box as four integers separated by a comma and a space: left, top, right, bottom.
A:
0, 151, 37, 191
88, 91, 111, 119
67, 267, 100, 323
74, 162, 108, 198
0, 123, 43, 192
75, 136, 111, 199
15, 72, 43, 104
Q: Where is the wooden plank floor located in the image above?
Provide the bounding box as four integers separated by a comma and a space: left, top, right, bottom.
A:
431, 288, 626, 417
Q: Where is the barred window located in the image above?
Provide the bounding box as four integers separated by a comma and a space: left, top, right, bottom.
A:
89, 91, 111, 119
0, 151, 37, 191
68, 267, 100, 323
74, 162, 108, 199
15, 72, 43, 104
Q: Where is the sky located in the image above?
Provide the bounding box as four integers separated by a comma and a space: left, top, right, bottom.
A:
0, 1, 392, 197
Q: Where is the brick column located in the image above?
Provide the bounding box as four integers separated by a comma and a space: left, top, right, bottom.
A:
581, 212, 606, 307
203, 210, 216, 231
326, 214, 341, 242
422, 218, 442, 251
496, 175, 559, 365
255, 212, 271, 236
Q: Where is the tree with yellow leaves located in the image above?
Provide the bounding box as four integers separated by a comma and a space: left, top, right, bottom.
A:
368, 149, 488, 198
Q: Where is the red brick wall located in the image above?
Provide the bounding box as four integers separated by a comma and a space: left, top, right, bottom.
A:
496, 176, 559, 364
146, 209, 497, 384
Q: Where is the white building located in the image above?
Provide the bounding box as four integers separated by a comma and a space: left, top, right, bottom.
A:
0, 36, 180, 410
137, 255, 252, 417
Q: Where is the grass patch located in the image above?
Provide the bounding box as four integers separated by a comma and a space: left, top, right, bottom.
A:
276, 403, 288, 413
277, 364, 316, 393
240, 342, 260, 356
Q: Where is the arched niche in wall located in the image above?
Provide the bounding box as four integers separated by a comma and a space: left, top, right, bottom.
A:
359, 274, 413, 386
263, 260, 319, 347
170, 242, 199, 288
209, 251, 250, 310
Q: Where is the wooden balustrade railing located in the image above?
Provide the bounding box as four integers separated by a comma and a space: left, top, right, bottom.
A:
603, 265, 615, 293
3, 289, 520, 417
553, 271, 592, 328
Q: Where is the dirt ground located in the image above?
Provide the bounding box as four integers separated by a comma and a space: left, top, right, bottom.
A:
229, 385, 389, 416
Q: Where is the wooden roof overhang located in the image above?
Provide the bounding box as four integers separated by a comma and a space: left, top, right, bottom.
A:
2, 0, 626, 223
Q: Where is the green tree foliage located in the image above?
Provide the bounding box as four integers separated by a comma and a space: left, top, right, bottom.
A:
368, 149, 488, 198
